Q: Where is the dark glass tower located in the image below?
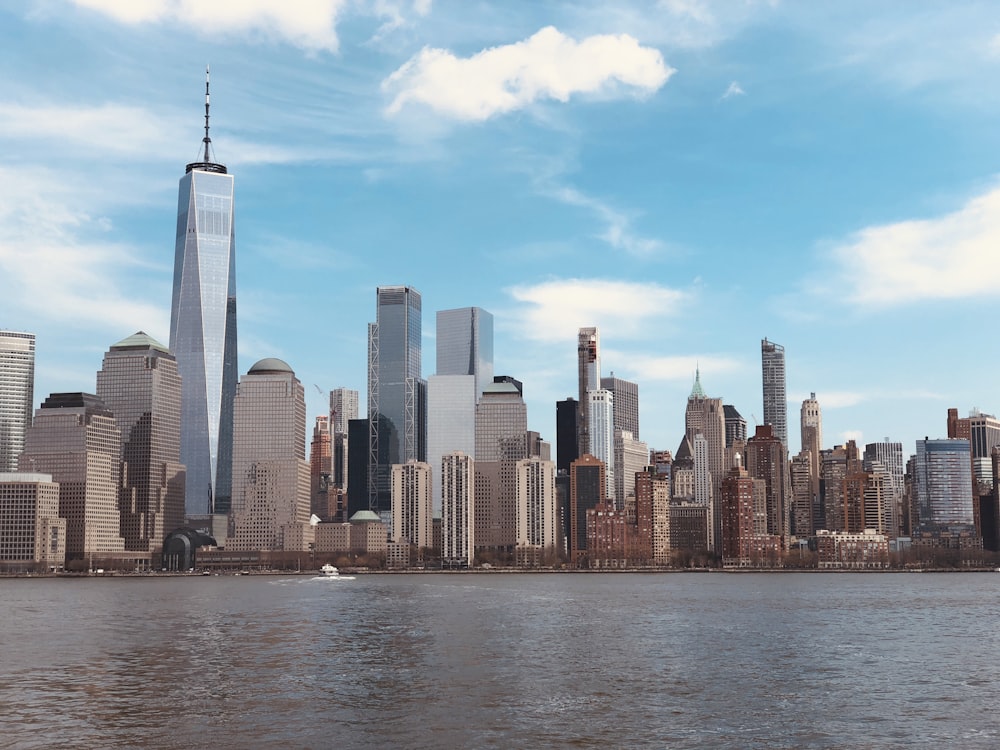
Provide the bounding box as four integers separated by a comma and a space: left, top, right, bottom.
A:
169, 68, 238, 517
367, 286, 425, 520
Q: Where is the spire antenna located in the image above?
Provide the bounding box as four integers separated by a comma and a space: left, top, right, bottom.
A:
203, 65, 212, 162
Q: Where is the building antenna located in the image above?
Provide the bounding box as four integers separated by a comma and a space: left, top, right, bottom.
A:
203, 65, 212, 162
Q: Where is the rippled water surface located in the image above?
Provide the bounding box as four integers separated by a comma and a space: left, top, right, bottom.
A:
2, 572, 999, 749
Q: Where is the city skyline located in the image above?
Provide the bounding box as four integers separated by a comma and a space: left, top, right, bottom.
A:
1, 2, 999, 458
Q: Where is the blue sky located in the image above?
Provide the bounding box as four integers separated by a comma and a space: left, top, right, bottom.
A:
2, 0, 999, 459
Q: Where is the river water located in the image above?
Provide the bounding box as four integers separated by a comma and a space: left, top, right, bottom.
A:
1, 572, 998, 749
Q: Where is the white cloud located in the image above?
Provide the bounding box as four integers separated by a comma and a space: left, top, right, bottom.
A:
720, 80, 745, 100
608, 352, 742, 383
545, 185, 664, 257
505, 278, 689, 344
0, 166, 169, 335
841, 429, 865, 444
829, 184, 1000, 307
788, 390, 866, 409
70, 0, 348, 52
0, 103, 179, 156
383, 26, 673, 121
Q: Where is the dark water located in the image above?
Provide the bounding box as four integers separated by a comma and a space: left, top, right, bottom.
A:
2, 572, 998, 749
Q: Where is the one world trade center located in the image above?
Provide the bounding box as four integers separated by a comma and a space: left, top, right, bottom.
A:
170, 68, 238, 519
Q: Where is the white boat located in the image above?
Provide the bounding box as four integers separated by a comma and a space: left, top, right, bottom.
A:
320, 564, 340, 577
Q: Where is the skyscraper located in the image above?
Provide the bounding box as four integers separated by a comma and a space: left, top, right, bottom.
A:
723, 404, 747, 449
441, 451, 474, 567
19, 393, 125, 561
761, 338, 787, 449
577, 327, 600, 456
436, 307, 494, 398
170, 69, 238, 518
685, 368, 726, 550
474, 381, 527, 552
601, 374, 639, 439
391, 460, 433, 549
229, 359, 310, 551
309, 416, 332, 519
569, 454, 605, 566
913, 438, 974, 530
587, 389, 615, 502
516, 456, 557, 562
0, 330, 35, 472
367, 286, 425, 523
745, 424, 791, 545
96, 332, 185, 551
329, 388, 359, 435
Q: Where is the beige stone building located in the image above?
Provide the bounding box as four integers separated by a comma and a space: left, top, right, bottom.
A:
391, 460, 432, 549
19, 393, 125, 561
0, 472, 66, 570
229, 359, 311, 551
516, 456, 557, 560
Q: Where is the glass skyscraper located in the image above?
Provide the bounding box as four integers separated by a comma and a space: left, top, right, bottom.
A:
169, 75, 238, 518
367, 286, 425, 520
435, 307, 494, 397
0, 330, 35, 472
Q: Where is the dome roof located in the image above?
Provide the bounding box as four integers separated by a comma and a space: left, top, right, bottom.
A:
349, 510, 382, 524
248, 357, 294, 375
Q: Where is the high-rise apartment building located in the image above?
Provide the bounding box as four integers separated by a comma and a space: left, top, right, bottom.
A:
614, 429, 648, 512
913, 438, 974, 529
790, 451, 814, 537
864, 441, 903, 536
229, 359, 311, 551
516, 456, 557, 562
391, 460, 432, 549
800, 393, 822, 499
367, 286, 425, 523
0, 472, 66, 571
170, 71, 238, 518
330, 388, 359, 435
310, 416, 332, 519
0, 330, 35, 472
761, 338, 787, 449
96, 332, 185, 551
577, 327, 600, 456
441, 451, 474, 566
745, 424, 791, 545
19, 393, 125, 561
820, 441, 862, 532
569, 454, 605, 566
636, 467, 671, 564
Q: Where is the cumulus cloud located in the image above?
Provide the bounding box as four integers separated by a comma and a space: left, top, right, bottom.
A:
70, 0, 348, 51
829, 185, 1000, 307
505, 278, 689, 344
383, 26, 673, 121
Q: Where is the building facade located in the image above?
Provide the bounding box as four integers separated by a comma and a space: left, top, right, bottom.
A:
0, 330, 35, 472
367, 286, 425, 523
170, 83, 238, 518
913, 438, 974, 530
569, 454, 605, 565
441, 451, 474, 566
96, 332, 185, 551
577, 327, 600, 456
229, 359, 311, 551
391, 460, 432, 549
19, 393, 125, 561
0, 472, 65, 571
761, 338, 787, 449
601, 374, 639, 439
516, 456, 557, 563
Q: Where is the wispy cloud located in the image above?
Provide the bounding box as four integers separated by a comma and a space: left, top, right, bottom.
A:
383, 26, 673, 121
70, 0, 349, 52
504, 277, 689, 344
607, 351, 742, 383
720, 80, 745, 100
545, 184, 665, 257
826, 184, 1000, 307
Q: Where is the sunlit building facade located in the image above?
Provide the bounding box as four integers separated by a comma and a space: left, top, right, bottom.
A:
0, 330, 35, 472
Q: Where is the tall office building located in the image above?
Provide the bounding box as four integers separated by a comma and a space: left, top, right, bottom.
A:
96, 332, 185, 551
614, 429, 648, 512
0, 330, 35, 472
685, 369, 726, 550
391, 460, 432, 549
367, 286, 425, 523
330, 388, 359, 435
441, 451, 474, 566
577, 327, 600, 456
436, 307, 494, 398
229, 359, 311, 551
601, 374, 639, 439
170, 70, 238, 518
913, 438, 974, 529
19, 393, 125, 561
761, 338, 787, 449
474, 381, 527, 551
427, 306, 493, 518
0, 472, 65, 570
555, 398, 579, 474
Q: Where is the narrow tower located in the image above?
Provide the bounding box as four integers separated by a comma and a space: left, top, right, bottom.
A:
170, 67, 238, 519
